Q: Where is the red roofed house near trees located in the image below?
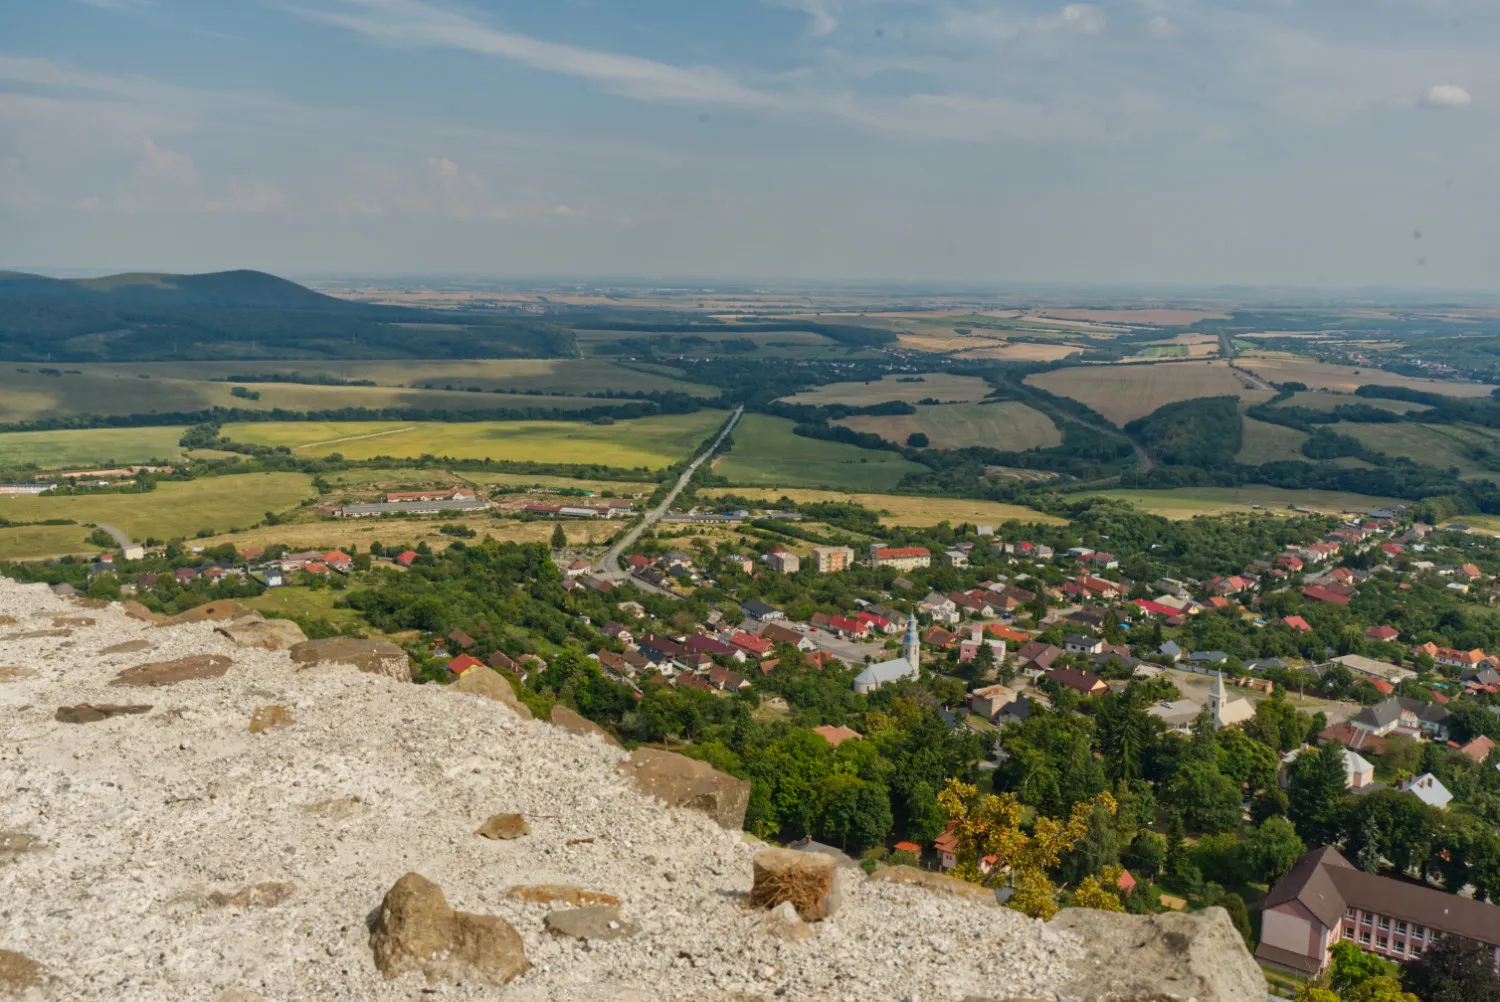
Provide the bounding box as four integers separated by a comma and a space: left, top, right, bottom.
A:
1366, 625, 1399, 642
446, 654, 485, 674
395, 550, 419, 567
1283, 616, 1313, 632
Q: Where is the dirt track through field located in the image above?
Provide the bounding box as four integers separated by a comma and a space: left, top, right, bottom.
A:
291, 426, 417, 452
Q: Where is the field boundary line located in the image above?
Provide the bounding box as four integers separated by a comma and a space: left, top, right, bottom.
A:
291, 426, 418, 452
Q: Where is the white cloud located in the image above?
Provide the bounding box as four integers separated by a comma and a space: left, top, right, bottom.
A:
1148, 15, 1180, 39
133, 138, 198, 187
773, 0, 838, 38
1036, 4, 1106, 36
292, 0, 781, 109
205, 178, 286, 214
1422, 84, 1472, 107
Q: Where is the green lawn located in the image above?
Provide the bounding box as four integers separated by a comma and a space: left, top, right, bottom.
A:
245, 586, 362, 624
1338, 422, 1500, 478
222, 412, 726, 470
0, 523, 101, 561
0, 426, 186, 470
0, 473, 315, 557
714, 414, 926, 491
1237, 416, 1308, 465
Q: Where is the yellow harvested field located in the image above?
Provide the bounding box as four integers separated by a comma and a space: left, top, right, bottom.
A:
189, 514, 619, 555
1282, 390, 1429, 414
780, 373, 992, 406
835, 402, 1061, 451
953, 342, 1082, 362
1027, 360, 1273, 425
1031, 309, 1229, 326
699, 487, 1065, 527
221, 412, 726, 470
1079, 486, 1402, 519
1238, 358, 1494, 397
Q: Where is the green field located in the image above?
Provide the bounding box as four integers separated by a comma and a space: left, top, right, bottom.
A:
835, 401, 1061, 451
699, 486, 1065, 526
245, 586, 362, 624
0, 426, 186, 470
1236, 416, 1308, 465
0, 523, 104, 562
779, 373, 992, 407
0, 472, 315, 558
222, 412, 726, 469
1080, 486, 1404, 519
1339, 422, 1500, 478
715, 414, 926, 490
1283, 390, 1430, 414
0, 359, 714, 424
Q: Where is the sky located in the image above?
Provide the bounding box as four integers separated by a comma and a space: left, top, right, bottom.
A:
1, 0, 1498, 288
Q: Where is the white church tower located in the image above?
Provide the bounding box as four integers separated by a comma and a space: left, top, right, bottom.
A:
902, 616, 920, 670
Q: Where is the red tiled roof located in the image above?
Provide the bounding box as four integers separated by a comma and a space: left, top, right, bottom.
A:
1283, 615, 1312, 632
446, 654, 485, 674
893, 841, 922, 854
874, 546, 930, 559
1366, 625, 1399, 641
1302, 585, 1350, 606
811, 725, 863, 748
1133, 599, 1179, 617
395, 550, 419, 566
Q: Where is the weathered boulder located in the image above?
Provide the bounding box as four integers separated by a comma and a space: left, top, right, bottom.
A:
544, 904, 639, 941
475, 813, 529, 840
0, 949, 45, 995
747, 848, 842, 922
216, 617, 307, 651
866, 864, 997, 906
289, 637, 413, 683
450, 665, 532, 718
55, 704, 152, 724
0, 666, 38, 683
100, 639, 152, 654
111, 654, 232, 687
758, 900, 814, 944
618, 748, 750, 830
248, 705, 294, 734
206, 882, 296, 909
1046, 906, 1267, 1002
156, 600, 258, 626
369, 873, 530, 986
549, 705, 620, 746
508, 885, 619, 907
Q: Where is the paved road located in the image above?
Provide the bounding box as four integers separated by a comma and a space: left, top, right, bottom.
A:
95, 524, 131, 548
595, 406, 744, 574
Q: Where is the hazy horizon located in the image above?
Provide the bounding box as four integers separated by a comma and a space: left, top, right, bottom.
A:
4, 1, 1498, 289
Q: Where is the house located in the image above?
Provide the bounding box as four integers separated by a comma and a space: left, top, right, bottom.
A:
1433, 647, 1486, 670
922, 625, 957, 649
1366, 625, 1399, 642
918, 592, 960, 625
724, 553, 755, 575
933, 825, 960, 872
809, 545, 855, 573
602, 622, 634, 645
1302, 585, 1351, 606
1328, 653, 1416, 685
1132, 598, 1181, 618
1188, 650, 1229, 667
174, 567, 198, 583
638, 632, 693, 664
766, 548, 800, 574
810, 613, 870, 639
395, 550, 419, 567
1398, 774, 1452, 810
996, 695, 1034, 727
1256, 846, 1500, 976
855, 611, 899, 635
322, 550, 353, 571
705, 665, 751, 691
446, 654, 485, 675
448, 628, 476, 650
1349, 696, 1450, 742
1157, 640, 1183, 662
762, 622, 814, 651
674, 673, 716, 692
686, 634, 744, 661
1062, 634, 1103, 655
871, 546, 931, 571
741, 600, 785, 622
1283, 616, 1313, 632
1279, 746, 1375, 791
1015, 641, 1062, 674
1045, 666, 1108, 697
385, 488, 478, 503
958, 629, 1006, 664
487, 650, 519, 672
1458, 735, 1496, 764
941, 549, 969, 568
811, 724, 863, 748
564, 558, 593, 578
969, 684, 1016, 720
730, 632, 774, 658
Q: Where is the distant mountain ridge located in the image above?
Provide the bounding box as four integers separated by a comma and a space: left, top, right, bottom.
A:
0, 269, 351, 311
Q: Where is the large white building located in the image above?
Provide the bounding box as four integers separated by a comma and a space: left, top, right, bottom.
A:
853, 618, 921, 694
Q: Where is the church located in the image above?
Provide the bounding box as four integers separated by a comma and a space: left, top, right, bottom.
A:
853, 617, 921, 694
1209, 671, 1255, 729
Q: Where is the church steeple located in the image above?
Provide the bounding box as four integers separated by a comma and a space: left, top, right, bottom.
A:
902, 616, 920, 669
1210, 671, 1226, 729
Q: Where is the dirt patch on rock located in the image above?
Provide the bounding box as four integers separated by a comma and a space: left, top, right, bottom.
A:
248, 705, 294, 734
507, 884, 620, 907
206, 881, 297, 909
0, 666, 39, 683
110, 654, 232, 687
156, 601, 258, 626
101, 639, 152, 654
0, 949, 45, 993
55, 704, 153, 724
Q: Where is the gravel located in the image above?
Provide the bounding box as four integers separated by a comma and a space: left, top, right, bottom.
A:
0, 578, 1086, 1001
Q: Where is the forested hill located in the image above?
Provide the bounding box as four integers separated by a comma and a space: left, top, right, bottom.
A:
0, 269, 579, 362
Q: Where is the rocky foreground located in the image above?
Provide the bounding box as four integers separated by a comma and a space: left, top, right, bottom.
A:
0, 578, 1266, 1001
